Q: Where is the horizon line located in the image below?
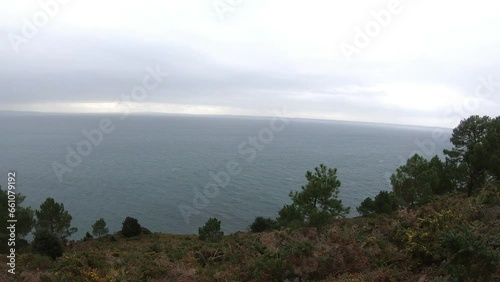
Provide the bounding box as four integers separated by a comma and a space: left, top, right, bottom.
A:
0, 109, 455, 130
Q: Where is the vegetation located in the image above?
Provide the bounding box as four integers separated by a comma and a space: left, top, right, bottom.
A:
278, 164, 349, 229
31, 229, 64, 260
0, 187, 34, 252
35, 197, 77, 240
121, 217, 142, 238
357, 191, 399, 216
198, 217, 224, 242
249, 216, 277, 232
1, 115, 499, 281
91, 218, 109, 238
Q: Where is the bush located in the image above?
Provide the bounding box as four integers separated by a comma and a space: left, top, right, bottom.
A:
373, 191, 399, 214
83, 232, 93, 241
277, 204, 303, 228
32, 229, 63, 260
91, 218, 109, 237
198, 218, 224, 242
441, 225, 500, 281
141, 227, 152, 235
357, 191, 399, 216
357, 197, 375, 216
121, 217, 142, 238
250, 217, 277, 233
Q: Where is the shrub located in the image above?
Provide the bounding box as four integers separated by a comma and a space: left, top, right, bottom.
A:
357, 191, 399, 216
441, 225, 500, 281
198, 218, 224, 242
250, 217, 277, 233
83, 232, 93, 241
32, 229, 63, 260
121, 217, 142, 238
277, 204, 303, 228
284, 164, 350, 229
91, 218, 109, 237
357, 197, 375, 216
141, 227, 152, 235
373, 191, 399, 214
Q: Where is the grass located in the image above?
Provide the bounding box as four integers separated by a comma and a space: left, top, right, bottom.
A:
3, 192, 500, 281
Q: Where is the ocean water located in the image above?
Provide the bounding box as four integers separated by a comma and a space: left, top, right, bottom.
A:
0, 113, 452, 238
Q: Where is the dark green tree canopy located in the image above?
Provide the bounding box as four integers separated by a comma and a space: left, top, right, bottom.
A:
444, 115, 491, 196
391, 154, 437, 208
121, 217, 142, 237
35, 197, 77, 240
198, 217, 224, 242
32, 229, 64, 260
250, 217, 277, 233
279, 164, 349, 228
0, 186, 34, 239
479, 116, 500, 180
357, 191, 399, 216
92, 218, 109, 238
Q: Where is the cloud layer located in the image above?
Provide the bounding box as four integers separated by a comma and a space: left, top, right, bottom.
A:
1, 0, 499, 127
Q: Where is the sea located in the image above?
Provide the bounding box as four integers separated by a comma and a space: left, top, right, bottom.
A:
0, 113, 452, 238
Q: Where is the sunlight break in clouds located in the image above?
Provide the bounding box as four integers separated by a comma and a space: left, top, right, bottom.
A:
1, 0, 499, 127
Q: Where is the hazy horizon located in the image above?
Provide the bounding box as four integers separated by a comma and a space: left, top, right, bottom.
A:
1, 0, 499, 128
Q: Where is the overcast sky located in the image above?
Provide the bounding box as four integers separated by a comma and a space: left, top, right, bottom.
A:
1, 0, 499, 127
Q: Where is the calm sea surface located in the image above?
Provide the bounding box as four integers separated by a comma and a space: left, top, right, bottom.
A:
0, 113, 452, 238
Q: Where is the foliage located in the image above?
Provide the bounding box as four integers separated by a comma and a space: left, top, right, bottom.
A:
478, 116, 500, 181
32, 229, 64, 260
0, 186, 34, 239
83, 232, 93, 241
444, 115, 491, 196
250, 217, 277, 233
396, 209, 461, 263
356, 197, 375, 216
35, 197, 77, 240
277, 204, 303, 228
391, 154, 437, 208
429, 156, 455, 195
475, 181, 500, 205
91, 218, 109, 238
280, 164, 349, 229
198, 217, 224, 242
373, 191, 400, 214
121, 216, 142, 238
357, 191, 400, 216
441, 225, 500, 281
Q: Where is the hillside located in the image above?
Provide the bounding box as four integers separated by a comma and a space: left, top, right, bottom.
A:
4, 188, 499, 282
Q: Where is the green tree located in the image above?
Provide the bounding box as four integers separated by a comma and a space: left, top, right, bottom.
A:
121, 217, 141, 237
357, 191, 399, 216
356, 197, 375, 216
198, 217, 224, 242
0, 186, 35, 253
35, 197, 77, 240
250, 217, 277, 233
280, 164, 349, 229
429, 156, 455, 195
391, 154, 437, 208
0, 187, 34, 238
477, 116, 500, 181
277, 204, 303, 228
32, 229, 64, 260
92, 218, 109, 238
444, 115, 491, 196
373, 191, 399, 214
